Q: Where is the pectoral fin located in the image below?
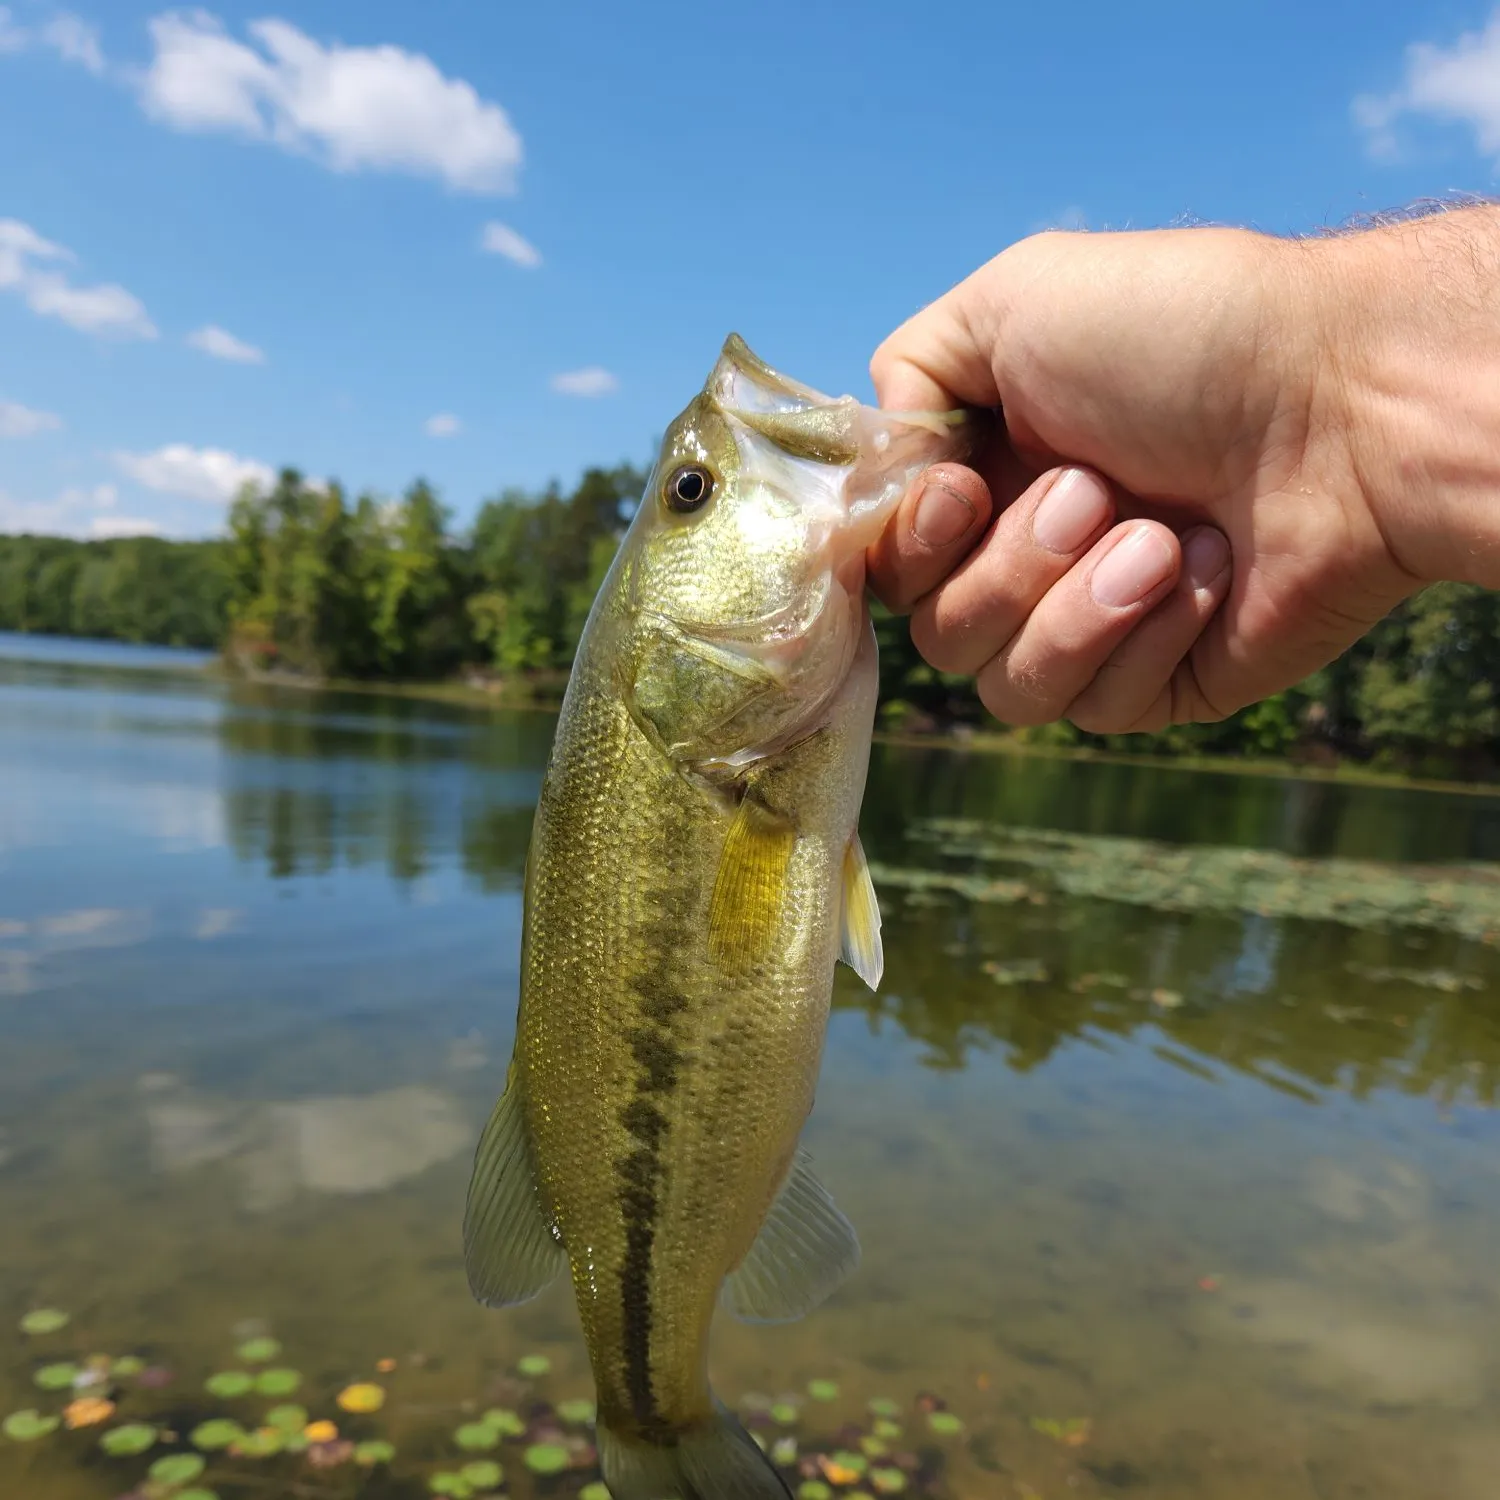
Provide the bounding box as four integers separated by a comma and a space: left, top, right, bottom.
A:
838, 833, 883, 990
708, 796, 796, 973
462, 1072, 566, 1307
721, 1151, 860, 1324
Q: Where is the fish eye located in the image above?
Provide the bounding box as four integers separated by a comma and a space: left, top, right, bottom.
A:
662, 463, 714, 514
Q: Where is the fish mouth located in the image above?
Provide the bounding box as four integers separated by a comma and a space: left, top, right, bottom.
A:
707, 332, 987, 549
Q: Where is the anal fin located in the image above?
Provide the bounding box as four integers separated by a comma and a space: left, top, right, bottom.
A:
838, 832, 883, 990
721, 1151, 860, 1324
462, 1072, 567, 1307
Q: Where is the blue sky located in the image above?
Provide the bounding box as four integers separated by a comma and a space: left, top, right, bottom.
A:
0, 0, 1497, 540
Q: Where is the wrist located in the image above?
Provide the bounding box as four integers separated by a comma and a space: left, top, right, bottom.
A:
1311, 205, 1500, 590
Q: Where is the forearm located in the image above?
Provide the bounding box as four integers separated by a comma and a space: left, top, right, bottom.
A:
1314, 204, 1500, 590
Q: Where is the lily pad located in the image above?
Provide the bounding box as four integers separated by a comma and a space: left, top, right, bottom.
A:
19, 1308, 69, 1335
770, 1403, 800, 1425
807, 1379, 839, 1402
870, 1468, 908, 1495
927, 1411, 963, 1435
304, 1420, 338, 1444
101, 1423, 158, 1456
799, 1483, 833, 1500
34, 1362, 79, 1390
429, 1475, 472, 1498
355, 1439, 396, 1466
265, 1404, 307, 1432
191, 1418, 245, 1450
580, 1485, 611, 1500
523, 1442, 570, 1474
461, 1459, 503, 1488
556, 1398, 596, 1424
205, 1370, 253, 1398
254, 1368, 301, 1396
517, 1354, 552, 1378
111, 1355, 145, 1377
236, 1337, 281, 1363
337, 1382, 385, 1413
149, 1453, 207, 1484
4, 1408, 60, 1441
872, 1419, 902, 1440
829, 1450, 869, 1476
456, 1422, 499, 1451
176, 1491, 220, 1500
867, 1397, 900, 1418
232, 1428, 284, 1457
482, 1407, 526, 1437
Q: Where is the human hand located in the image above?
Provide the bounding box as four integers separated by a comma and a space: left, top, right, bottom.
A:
866, 210, 1498, 732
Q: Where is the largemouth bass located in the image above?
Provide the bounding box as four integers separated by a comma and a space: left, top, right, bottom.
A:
464, 334, 978, 1500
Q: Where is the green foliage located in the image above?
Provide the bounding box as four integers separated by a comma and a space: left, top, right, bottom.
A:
4, 462, 1496, 772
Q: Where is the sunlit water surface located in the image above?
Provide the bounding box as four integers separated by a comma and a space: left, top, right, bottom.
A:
2, 632, 1500, 1499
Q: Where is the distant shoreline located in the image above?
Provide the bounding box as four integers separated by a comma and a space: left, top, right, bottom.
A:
4, 635, 1497, 798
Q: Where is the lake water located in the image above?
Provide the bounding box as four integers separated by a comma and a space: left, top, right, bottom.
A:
2, 636, 1499, 1499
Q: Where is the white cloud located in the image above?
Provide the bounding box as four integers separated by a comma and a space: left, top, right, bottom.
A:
1356, 10, 1500, 161
113, 444, 273, 504
0, 482, 119, 537
89, 514, 164, 538
480, 220, 541, 267
0, 217, 156, 338
41, 13, 104, 74
0, 9, 106, 72
0, 399, 62, 438
550, 366, 618, 397
140, 12, 524, 193
423, 412, 461, 437
187, 323, 265, 363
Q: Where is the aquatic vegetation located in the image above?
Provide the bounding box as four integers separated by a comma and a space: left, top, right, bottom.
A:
0, 1311, 968, 1498
18, 1309, 69, 1336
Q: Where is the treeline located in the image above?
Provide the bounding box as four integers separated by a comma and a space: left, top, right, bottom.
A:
0, 465, 1497, 774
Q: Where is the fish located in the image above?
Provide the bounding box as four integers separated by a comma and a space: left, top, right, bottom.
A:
463, 333, 980, 1500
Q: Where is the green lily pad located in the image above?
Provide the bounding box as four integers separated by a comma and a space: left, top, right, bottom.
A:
236, 1337, 281, 1363
355, 1439, 396, 1466
860, 1435, 889, 1458
265, 1403, 307, 1432
101, 1423, 158, 1456
19, 1309, 69, 1336
831, 1450, 868, 1475
233, 1428, 284, 1457
3, 1408, 60, 1441
556, 1398, 596, 1424
429, 1475, 473, 1498
253, 1368, 300, 1396
799, 1483, 833, 1500
205, 1370, 253, 1398
482, 1407, 525, 1437
149, 1453, 207, 1484
516, 1353, 551, 1378
111, 1355, 145, 1377
176, 1491, 220, 1500
927, 1411, 963, 1435
807, 1379, 839, 1402
455, 1422, 499, 1450
191, 1418, 245, 1450
33, 1363, 79, 1391
870, 1468, 908, 1495
461, 1459, 503, 1488
770, 1403, 800, 1425
580, 1485, 611, 1500
523, 1443, 569, 1474
867, 1397, 900, 1418
872, 1419, 902, 1440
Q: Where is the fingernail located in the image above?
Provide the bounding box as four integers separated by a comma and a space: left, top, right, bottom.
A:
1181, 527, 1230, 591
1090, 526, 1175, 608
912, 478, 977, 548
1031, 468, 1111, 554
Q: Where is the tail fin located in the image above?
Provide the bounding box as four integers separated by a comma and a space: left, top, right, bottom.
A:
596, 1402, 791, 1500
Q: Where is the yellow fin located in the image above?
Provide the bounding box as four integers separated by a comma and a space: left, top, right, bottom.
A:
839, 833, 883, 990
708, 796, 795, 973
